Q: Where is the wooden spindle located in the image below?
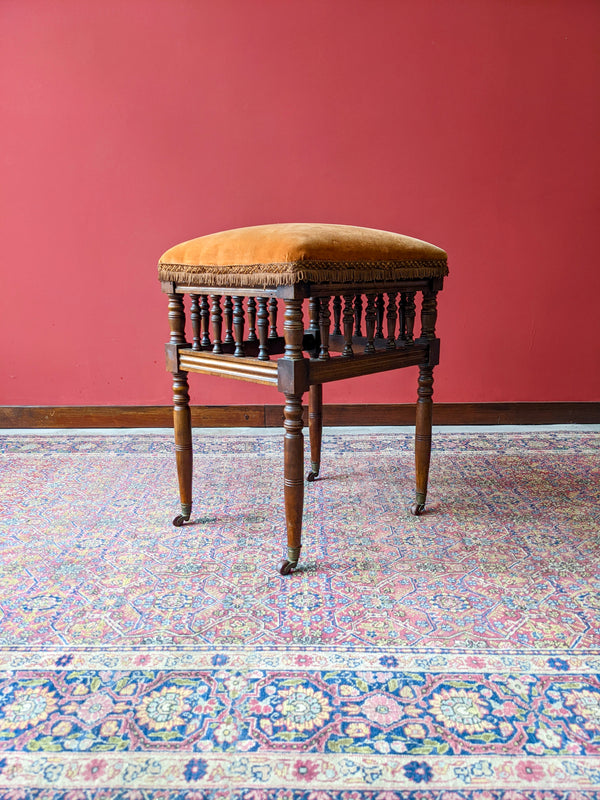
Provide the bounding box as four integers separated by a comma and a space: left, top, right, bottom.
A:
247, 297, 257, 341
223, 296, 233, 343
398, 292, 407, 345
200, 295, 211, 347
233, 296, 245, 357
376, 293, 385, 338
190, 294, 201, 350
332, 296, 342, 335
420, 288, 438, 340
210, 295, 223, 354
386, 292, 398, 350
309, 297, 320, 336
319, 296, 331, 360
365, 293, 376, 354
354, 294, 363, 337
405, 291, 416, 343
257, 297, 270, 360
342, 294, 354, 357
268, 297, 278, 338
168, 293, 187, 345
306, 296, 319, 358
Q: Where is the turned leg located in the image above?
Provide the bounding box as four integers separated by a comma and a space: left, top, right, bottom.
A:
411, 285, 439, 516
412, 364, 434, 516
167, 292, 193, 526
278, 295, 307, 575
307, 384, 323, 481
172, 370, 193, 525
280, 392, 305, 574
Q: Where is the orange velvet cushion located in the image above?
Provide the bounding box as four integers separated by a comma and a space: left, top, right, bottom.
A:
158, 223, 448, 288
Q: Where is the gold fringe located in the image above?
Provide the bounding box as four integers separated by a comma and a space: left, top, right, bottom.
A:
157, 259, 448, 289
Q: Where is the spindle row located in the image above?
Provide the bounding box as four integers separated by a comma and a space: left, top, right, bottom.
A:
188, 295, 279, 360
185, 291, 423, 360
310, 291, 419, 360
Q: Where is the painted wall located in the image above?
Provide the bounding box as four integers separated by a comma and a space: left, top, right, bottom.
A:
2, 0, 599, 406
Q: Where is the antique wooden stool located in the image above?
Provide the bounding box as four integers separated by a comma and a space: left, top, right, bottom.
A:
158, 223, 447, 574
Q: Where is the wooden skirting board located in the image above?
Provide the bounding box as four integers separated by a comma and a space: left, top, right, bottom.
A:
0, 403, 598, 428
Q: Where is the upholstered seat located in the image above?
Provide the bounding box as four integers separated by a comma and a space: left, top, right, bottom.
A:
159, 222, 447, 574
158, 223, 448, 288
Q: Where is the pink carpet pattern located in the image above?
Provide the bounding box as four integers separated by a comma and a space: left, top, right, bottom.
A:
0, 428, 599, 799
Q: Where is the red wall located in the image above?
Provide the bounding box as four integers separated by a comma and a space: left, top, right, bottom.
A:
2, 0, 599, 406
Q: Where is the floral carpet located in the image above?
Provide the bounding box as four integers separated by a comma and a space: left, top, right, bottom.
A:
0, 427, 599, 799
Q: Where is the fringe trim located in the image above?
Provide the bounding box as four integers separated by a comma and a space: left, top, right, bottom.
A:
157, 259, 448, 288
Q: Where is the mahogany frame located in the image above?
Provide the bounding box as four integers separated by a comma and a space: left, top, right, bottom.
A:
161, 276, 443, 574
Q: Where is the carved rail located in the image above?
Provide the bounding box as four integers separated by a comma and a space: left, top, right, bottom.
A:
165, 280, 442, 385
308, 345, 428, 384
178, 350, 278, 385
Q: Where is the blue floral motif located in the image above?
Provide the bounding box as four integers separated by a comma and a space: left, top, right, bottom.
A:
470, 760, 493, 777
339, 758, 361, 776
228, 757, 250, 777
55, 654, 73, 667
547, 656, 569, 671
250, 762, 272, 781
184, 757, 208, 782
43, 763, 64, 782
0, 757, 6, 774
403, 760, 433, 783
562, 760, 583, 775
362, 764, 383, 783
454, 764, 472, 783
212, 653, 228, 666
379, 655, 398, 668
123, 763, 142, 782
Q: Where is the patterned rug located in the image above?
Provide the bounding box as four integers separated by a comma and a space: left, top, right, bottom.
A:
1, 427, 599, 799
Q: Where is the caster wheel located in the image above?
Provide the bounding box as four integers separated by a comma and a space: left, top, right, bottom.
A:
307, 471, 318, 482
278, 559, 297, 576
172, 514, 188, 527
410, 503, 425, 517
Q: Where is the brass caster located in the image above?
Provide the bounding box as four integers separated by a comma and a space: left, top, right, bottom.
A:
173, 503, 192, 527
410, 502, 425, 517
278, 559, 297, 576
